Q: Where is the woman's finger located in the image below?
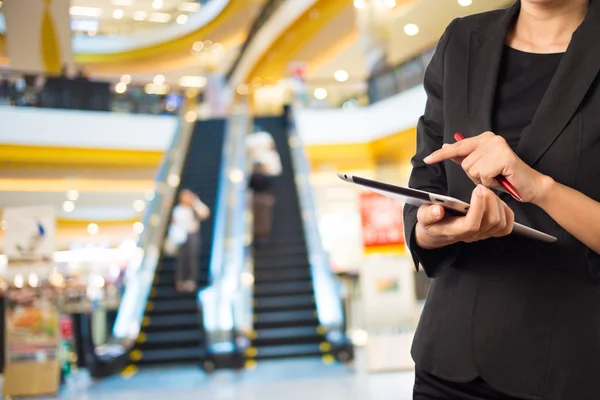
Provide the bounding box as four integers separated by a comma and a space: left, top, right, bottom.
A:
417, 204, 446, 227
490, 195, 507, 237
424, 139, 478, 164
461, 185, 485, 239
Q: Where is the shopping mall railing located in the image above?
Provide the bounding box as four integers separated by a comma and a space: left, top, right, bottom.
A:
285, 106, 353, 362
366, 47, 435, 104
198, 109, 251, 370
0, 70, 181, 115
83, 106, 195, 378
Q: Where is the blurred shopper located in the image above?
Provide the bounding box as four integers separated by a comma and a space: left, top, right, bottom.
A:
405, 1, 600, 399
249, 162, 275, 246
246, 125, 281, 176
171, 189, 209, 292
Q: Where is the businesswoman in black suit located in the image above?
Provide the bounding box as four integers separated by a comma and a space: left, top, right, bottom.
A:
403, 0, 600, 399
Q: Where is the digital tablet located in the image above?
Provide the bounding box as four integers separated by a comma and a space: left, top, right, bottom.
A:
338, 173, 557, 243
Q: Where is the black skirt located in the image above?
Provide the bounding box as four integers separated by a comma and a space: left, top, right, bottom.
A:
414, 370, 527, 400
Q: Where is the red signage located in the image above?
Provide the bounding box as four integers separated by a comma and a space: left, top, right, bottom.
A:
359, 191, 405, 251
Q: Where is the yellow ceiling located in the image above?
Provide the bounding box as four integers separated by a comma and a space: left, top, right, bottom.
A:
0, 145, 163, 168
244, 0, 354, 83
0, 0, 254, 73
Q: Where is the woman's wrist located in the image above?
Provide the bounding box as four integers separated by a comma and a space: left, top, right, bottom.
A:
531, 174, 556, 208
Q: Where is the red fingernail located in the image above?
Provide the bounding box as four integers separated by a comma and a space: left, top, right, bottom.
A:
454, 133, 465, 141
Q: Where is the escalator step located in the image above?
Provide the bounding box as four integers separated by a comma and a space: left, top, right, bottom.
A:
254, 310, 318, 329
254, 295, 316, 312
255, 326, 321, 341
254, 281, 313, 297
254, 343, 322, 360
139, 329, 203, 350
135, 346, 206, 365
251, 269, 311, 282
146, 298, 197, 315
144, 311, 200, 332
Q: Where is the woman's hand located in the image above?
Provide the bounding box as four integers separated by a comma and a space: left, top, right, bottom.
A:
424, 131, 551, 204
415, 185, 515, 249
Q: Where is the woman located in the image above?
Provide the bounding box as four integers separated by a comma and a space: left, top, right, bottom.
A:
171, 189, 209, 292
249, 162, 275, 245
404, 0, 600, 399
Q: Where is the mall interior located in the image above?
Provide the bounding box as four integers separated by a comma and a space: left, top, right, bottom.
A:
0, 0, 512, 399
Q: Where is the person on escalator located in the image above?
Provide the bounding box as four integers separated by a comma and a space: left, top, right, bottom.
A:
249, 162, 275, 246
245, 125, 281, 177
171, 189, 210, 292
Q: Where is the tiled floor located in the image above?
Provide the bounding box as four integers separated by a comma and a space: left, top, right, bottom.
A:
45, 357, 415, 400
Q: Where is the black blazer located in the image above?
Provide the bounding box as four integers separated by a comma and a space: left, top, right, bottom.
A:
403, 1, 600, 399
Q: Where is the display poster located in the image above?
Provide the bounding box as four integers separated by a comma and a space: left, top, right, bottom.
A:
3, 206, 55, 262
2, 206, 60, 397
358, 192, 405, 253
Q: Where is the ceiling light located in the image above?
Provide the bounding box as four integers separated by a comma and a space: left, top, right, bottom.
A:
204, 40, 213, 48
153, 74, 165, 85
145, 190, 155, 201
115, 82, 127, 94
14, 274, 23, 289
212, 43, 223, 53
179, 76, 208, 88
184, 111, 197, 123
113, 9, 124, 19
192, 41, 204, 52
69, 6, 102, 17
237, 84, 249, 95
152, 0, 163, 9
145, 83, 169, 95
112, 0, 134, 6
384, 0, 396, 8
458, 0, 472, 6
353, 0, 366, 9
87, 223, 99, 236
178, 2, 201, 12
314, 88, 328, 100
133, 199, 146, 212
66, 189, 79, 201
121, 74, 131, 84
177, 14, 188, 24
28, 274, 39, 288
167, 173, 180, 187
404, 23, 420, 36
148, 12, 171, 23
133, 11, 147, 21
334, 70, 349, 82
62, 201, 75, 213
133, 222, 144, 234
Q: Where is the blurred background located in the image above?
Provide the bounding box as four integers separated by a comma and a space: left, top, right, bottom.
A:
0, 0, 511, 398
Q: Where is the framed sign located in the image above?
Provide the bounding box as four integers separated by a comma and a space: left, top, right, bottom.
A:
358, 191, 405, 253
2, 206, 55, 262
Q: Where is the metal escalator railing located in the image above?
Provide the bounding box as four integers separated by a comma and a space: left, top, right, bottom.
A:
285, 106, 353, 361
84, 111, 195, 377
198, 110, 252, 369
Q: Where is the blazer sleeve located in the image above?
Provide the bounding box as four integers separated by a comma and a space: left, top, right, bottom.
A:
403, 19, 461, 278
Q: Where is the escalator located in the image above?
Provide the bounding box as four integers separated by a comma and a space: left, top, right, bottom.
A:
129, 119, 226, 367
248, 116, 324, 361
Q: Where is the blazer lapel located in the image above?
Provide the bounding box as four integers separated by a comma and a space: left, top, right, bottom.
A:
466, 2, 520, 138
517, 0, 600, 166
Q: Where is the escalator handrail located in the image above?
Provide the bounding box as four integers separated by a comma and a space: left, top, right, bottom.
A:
199, 112, 251, 352
84, 110, 195, 377
286, 107, 345, 336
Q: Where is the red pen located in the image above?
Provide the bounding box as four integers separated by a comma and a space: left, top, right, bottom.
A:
453, 133, 522, 202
